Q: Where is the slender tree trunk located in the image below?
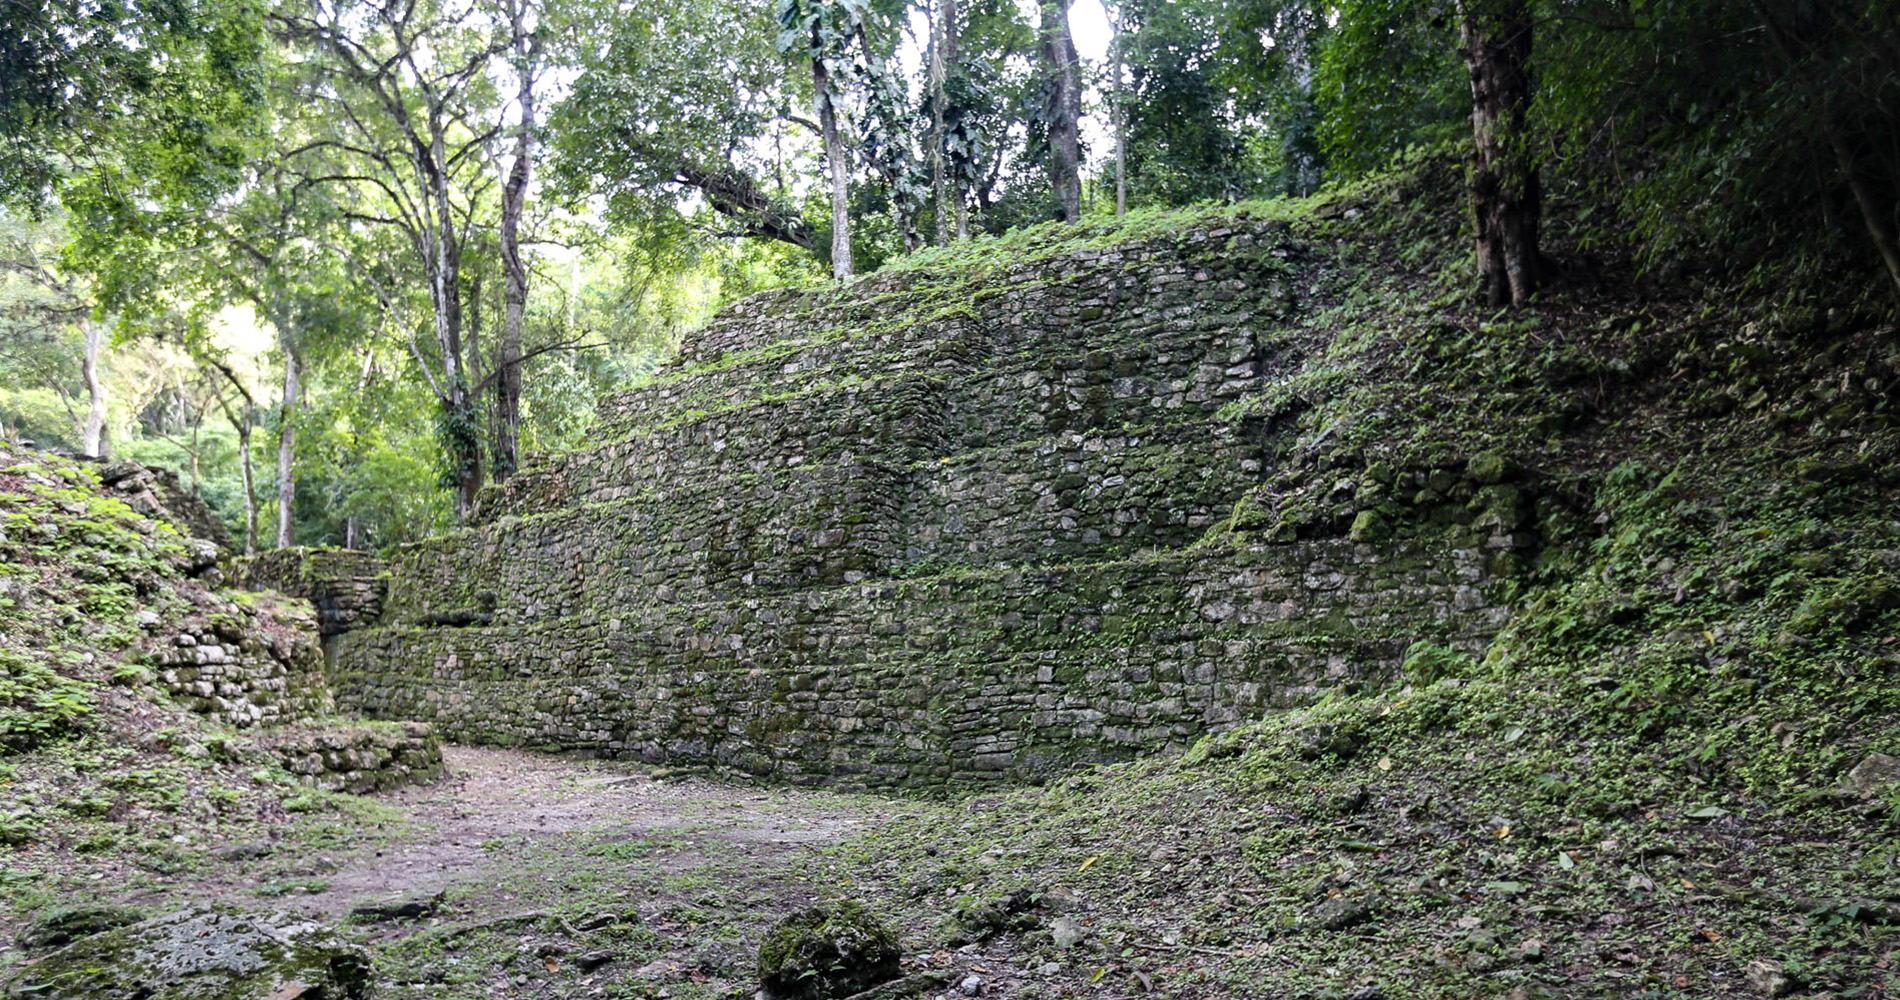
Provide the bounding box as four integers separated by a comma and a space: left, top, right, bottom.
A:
276, 347, 299, 548
813, 53, 854, 280
238, 403, 256, 554
212, 369, 257, 554
496, 2, 539, 482
78, 317, 109, 459
1111, 5, 1127, 218
1455, 0, 1539, 307
188, 408, 202, 495
1040, 0, 1083, 222
1827, 125, 1900, 306
930, 0, 954, 245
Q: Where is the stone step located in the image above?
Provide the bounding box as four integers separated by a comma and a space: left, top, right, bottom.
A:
903, 419, 1273, 570
441, 418, 1273, 626
385, 460, 909, 626
482, 320, 1268, 525
334, 532, 1508, 789
586, 222, 1297, 448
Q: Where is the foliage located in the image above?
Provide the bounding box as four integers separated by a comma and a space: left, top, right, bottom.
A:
0, 0, 267, 208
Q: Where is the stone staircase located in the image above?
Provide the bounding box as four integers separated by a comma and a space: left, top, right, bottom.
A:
327, 218, 1516, 789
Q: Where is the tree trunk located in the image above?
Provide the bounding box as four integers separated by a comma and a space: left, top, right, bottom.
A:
1040, 0, 1083, 223
1455, 0, 1539, 307
449, 387, 483, 524
930, 0, 955, 245
496, 1, 538, 482
79, 317, 108, 459
1111, 5, 1127, 218
813, 52, 854, 280
237, 403, 256, 554
276, 347, 299, 548
1827, 125, 1900, 306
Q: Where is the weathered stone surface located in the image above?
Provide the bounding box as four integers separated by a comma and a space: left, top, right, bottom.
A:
4, 907, 372, 1000
758, 901, 902, 1000
16, 905, 144, 951
308, 222, 1524, 790
227, 548, 386, 636
1846, 752, 1900, 796
265, 721, 444, 794
146, 602, 331, 729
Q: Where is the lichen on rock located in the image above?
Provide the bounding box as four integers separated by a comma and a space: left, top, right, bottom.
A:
4, 906, 373, 1000
757, 900, 902, 1000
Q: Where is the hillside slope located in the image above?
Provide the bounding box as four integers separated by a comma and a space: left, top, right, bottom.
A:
788, 170, 1900, 997
0, 448, 343, 911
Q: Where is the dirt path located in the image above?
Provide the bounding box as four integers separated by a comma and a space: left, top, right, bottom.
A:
86, 746, 981, 999
245, 746, 889, 921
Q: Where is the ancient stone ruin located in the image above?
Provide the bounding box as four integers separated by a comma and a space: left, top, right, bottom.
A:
278, 221, 1523, 789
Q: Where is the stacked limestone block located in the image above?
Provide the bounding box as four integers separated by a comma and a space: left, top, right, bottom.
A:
268, 721, 444, 793
228, 549, 385, 636
150, 609, 333, 727
332, 220, 1526, 789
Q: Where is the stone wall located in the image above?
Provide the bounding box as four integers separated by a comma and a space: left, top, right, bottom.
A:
229, 549, 386, 636
330, 218, 1528, 789
147, 601, 333, 728
266, 721, 444, 794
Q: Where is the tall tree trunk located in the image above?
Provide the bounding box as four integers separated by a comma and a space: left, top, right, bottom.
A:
276, 347, 299, 548
79, 317, 108, 459
1040, 0, 1083, 222
237, 402, 256, 554
211, 367, 257, 554
1827, 125, 1900, 306
1455, 0, 1539, 307
930, 0, 955, 245
1111, 4, 1127, 218
813, 53, 854, 280
496, 1, 539, 482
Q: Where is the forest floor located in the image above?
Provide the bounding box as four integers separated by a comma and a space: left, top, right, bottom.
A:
0, 745, 1055, 1000
11, 724, 1896, 1000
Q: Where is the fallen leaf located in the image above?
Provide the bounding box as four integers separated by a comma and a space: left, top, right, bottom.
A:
1377, 757, 1392, 771
1090, 967, 1107, 984
1496, 825, 1511, 839
544, 957, 559, 974
1700, 929, 1722, 943
1680, 878, 1696, 889
1557, 851, 1575, 870
1685, 806, 1729, 820
1078, 856, 1098, 873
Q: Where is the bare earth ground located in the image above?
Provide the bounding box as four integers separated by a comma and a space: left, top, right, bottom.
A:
19, 745, 1033, 1000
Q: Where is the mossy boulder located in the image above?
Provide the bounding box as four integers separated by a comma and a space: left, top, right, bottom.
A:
4, 907, 372, 1000
1465, 450, 1513, 486
757, 900, 902, 1000
16, 905, 145, 951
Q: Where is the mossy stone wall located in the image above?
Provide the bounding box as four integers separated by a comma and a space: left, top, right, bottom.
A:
330, 220, 1522, 789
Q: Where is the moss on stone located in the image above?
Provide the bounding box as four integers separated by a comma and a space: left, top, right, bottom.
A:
756, 899, 902, 1000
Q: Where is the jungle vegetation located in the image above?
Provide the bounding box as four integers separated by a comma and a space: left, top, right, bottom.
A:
1, 0, 1894, 549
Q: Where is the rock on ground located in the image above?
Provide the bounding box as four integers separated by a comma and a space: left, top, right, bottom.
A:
757, 900, 902, 1000
4, 907, 372, 1000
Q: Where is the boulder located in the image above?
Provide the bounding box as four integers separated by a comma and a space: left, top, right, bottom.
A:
5, 907, 372, 1000
16, 905, 144, 951
1846, 752, 1900, 797
758, 900, 902, 1000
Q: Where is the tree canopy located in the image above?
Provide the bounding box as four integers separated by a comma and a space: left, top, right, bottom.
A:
0, 0, 1893, 550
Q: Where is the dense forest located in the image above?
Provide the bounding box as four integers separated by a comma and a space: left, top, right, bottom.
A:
4, 0, 1895, 551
